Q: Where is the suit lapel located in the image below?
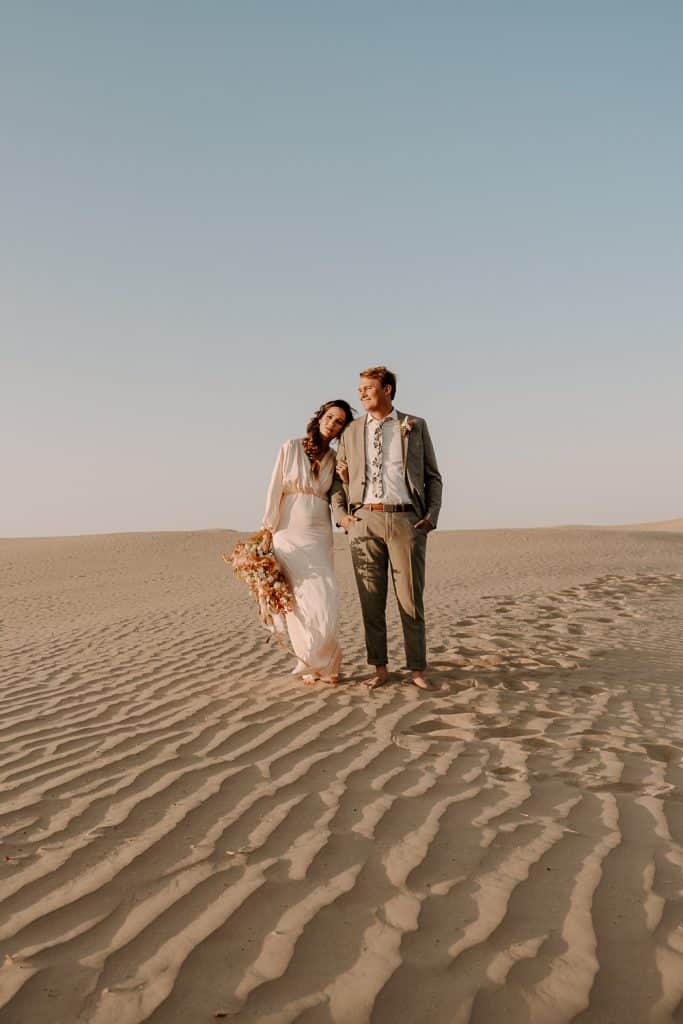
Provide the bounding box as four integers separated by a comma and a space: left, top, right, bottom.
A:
395, 409, 409, 472
360, 411, 366, 468
353, 417, 366, 467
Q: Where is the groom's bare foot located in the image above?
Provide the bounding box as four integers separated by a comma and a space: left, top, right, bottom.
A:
365, 666, 389, 690
408, 671, 434, 691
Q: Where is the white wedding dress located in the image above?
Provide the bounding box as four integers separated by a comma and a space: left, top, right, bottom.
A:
262, 439, 342, 678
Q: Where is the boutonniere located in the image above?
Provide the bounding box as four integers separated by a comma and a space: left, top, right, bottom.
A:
400, 416, 415, 436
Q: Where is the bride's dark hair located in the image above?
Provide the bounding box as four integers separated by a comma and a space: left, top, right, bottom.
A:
303, 399, 354, 477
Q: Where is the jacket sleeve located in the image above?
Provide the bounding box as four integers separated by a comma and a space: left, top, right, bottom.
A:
329, 435, 349, 526
262, 442, 287, 532
422, 421, 443, 527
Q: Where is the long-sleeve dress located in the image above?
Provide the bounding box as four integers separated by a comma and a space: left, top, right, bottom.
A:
262, 439, 342, 678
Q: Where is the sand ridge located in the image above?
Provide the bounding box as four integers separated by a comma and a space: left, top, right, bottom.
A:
1, 528, 683, 1022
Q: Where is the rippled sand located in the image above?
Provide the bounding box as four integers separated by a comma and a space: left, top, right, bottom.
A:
2, 524, 683, 1023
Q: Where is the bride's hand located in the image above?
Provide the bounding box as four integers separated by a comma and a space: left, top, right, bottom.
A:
260, 529, 273, 553
336, 459, 349, 484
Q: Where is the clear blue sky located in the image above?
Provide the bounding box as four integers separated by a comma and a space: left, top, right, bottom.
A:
2, 3, 681, 536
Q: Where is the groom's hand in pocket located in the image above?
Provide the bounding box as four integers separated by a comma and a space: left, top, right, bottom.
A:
414, 518, 435, 533
340, 513, 359, 533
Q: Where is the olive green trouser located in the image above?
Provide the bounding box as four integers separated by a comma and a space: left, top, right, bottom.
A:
348, 507, 427, 671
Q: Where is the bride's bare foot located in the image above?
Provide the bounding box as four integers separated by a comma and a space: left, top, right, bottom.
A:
302, 674, 320, 686
365, 666, 389, 690
324, 674, 340, 686
408, 671, 434, 691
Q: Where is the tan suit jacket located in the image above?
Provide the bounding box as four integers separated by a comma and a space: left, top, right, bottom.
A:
330, 410, 443, 527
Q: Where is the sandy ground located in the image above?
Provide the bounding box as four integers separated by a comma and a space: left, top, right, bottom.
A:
1, 523, 683, 1024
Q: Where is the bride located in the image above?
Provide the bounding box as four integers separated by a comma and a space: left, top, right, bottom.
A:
261, 399, 354, 684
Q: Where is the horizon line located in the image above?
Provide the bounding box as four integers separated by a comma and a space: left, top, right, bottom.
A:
2, 517, 682, 543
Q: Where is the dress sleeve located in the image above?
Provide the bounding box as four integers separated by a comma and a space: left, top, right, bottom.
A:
262, 442, 288, 532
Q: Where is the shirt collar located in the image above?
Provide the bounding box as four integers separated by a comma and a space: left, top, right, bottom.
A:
366, 408, 397, 426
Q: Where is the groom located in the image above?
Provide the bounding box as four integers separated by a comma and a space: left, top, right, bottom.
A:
331, 366, 443, 690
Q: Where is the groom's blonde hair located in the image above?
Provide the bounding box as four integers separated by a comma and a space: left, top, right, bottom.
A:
360, 366, 397, 400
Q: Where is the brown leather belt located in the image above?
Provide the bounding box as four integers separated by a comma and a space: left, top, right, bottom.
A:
360, 503, 414, 512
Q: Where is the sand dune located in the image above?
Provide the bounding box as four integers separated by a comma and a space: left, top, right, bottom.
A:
1, 526, 683, 1023
611, 518, 683, 532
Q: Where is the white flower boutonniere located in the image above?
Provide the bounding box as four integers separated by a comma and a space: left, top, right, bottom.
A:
400, 416, 415, 436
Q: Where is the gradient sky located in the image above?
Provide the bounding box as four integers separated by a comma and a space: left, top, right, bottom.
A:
2, 2, 681, 536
